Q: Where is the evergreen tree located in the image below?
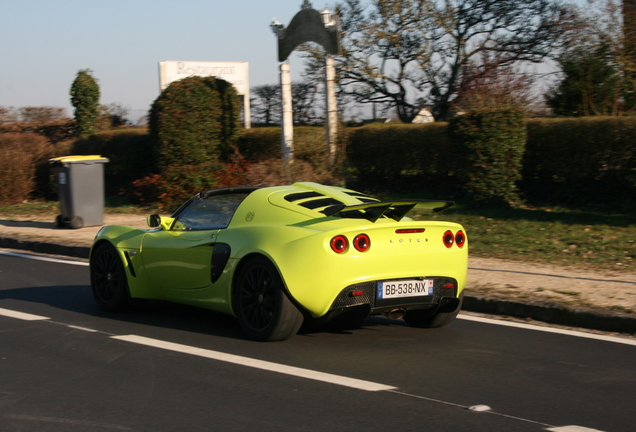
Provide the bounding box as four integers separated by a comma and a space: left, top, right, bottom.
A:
70, 69, 100, 138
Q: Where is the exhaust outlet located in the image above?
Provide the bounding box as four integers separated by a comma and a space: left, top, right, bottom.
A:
384, 308, 406, 320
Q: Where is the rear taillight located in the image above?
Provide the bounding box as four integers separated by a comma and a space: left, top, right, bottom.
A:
443, 230, 455, 248
455, 230, 466, 247
330, 235, 348, 253
353, 234, 370, 252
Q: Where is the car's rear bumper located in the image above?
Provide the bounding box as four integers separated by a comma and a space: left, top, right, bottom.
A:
315, 276, 460, 323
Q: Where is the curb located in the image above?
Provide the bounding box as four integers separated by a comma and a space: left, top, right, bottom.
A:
1, 235, 634, 335
0, 236, 90, 259
462, 294, 636, 334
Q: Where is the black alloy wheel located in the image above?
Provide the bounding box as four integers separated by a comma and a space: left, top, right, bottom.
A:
90, 242, 130, 311
233, 256, 303, 341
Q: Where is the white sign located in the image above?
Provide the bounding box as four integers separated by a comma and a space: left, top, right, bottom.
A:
159, 61, 249, 95
158, 61, 251, 128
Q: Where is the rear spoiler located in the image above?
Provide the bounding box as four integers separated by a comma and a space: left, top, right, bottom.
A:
320, 200, 454, 223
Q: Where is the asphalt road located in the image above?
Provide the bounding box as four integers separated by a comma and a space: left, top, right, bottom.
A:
1, 252, 635, 432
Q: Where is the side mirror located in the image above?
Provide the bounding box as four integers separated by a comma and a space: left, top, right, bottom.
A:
147, 214, 161, 228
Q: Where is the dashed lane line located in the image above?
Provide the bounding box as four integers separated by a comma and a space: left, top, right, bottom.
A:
0, 307, 50, 321
112, 334, 396, 392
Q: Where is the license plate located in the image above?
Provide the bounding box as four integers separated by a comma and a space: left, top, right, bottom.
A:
377, 279, 434, 299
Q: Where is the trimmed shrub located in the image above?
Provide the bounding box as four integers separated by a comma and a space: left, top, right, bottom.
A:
0, 133, 53, 205
450, 109, 526, 205
70, 69, 100, 138
149, 76, 241, 169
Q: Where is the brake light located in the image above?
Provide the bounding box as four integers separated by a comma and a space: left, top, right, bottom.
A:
395, 229, 425, 234
443, 230, 455, 248
353, 234, 370, 252
455, 230, 466, 247
330, 235, 348, 253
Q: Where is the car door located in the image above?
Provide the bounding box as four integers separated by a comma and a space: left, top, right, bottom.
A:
141, 192, 250, 290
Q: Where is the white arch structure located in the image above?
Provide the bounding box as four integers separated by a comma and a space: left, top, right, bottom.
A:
270, 1, 340, 165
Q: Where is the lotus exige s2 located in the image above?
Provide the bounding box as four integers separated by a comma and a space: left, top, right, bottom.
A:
90, 182, 468, 341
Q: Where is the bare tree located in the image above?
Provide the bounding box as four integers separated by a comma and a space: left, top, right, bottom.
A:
251, 84, 281, 125
291, 81, 320, 125
18, 107, 67, 122
453, 53, 541, 113
301, 0, 566, 122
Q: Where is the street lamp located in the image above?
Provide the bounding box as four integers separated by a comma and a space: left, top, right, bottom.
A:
270, 18, 284, 37
321, 8, 335, 27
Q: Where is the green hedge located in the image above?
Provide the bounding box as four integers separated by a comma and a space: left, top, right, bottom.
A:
26, 117, 635, 210
524, 117, 636, 184
238, 126, 326, 164
450, 109, 526, 205
347, 123, 455, 187
523, 117, 636, 207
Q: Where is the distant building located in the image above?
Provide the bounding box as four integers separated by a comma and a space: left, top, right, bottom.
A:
411, 108, 434, 123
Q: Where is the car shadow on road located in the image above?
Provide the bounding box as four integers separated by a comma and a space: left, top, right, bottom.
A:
0, 284, 413, 342
0, 284, 247, 340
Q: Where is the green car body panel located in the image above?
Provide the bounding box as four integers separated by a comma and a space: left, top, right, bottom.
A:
90, 182, 468, 321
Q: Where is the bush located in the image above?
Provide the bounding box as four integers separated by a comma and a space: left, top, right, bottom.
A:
149, 76, 241, 169
0, 133, 53, 205
450, 109, 526, 205
126, 158, 251, 211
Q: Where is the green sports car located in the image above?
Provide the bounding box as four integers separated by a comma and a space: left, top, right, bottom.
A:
90, 182, 468, 341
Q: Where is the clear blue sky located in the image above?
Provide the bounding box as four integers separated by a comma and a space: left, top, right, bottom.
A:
0, 0, 337, 119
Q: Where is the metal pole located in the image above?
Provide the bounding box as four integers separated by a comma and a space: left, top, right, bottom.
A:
280, 62, 294, 161
325, 55, 337, 166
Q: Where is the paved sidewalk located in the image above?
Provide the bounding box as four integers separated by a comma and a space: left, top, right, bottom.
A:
1, 213, 635, 335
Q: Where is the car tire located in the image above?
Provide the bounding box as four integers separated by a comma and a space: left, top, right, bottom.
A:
403, 292, 464, 328
233, 256, 304, 341
90, 242, 130, 311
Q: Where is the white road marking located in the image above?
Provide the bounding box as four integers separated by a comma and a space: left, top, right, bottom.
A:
458, 314, 636, 346
546, 426, 607, 432
66, 325, 99, 332
112, 334, 397, 392
0, 249, 88, 266
0, 308, 49, 321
